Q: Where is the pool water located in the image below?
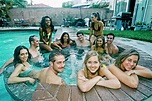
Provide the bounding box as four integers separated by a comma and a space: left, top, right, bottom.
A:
0, 30, 89, 100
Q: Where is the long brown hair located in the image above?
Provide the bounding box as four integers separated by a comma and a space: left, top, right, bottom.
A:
115, 49, 140, 70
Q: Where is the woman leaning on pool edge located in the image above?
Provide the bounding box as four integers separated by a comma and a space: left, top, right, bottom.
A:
77, 51, 120, 92
108, 49, 152, 88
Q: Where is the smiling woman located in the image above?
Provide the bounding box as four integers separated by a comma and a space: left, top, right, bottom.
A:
77, 51, 120, 92
108, 49, 152, 88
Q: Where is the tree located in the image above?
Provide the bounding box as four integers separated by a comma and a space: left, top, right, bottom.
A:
0, 0, 28, 26
62, 1, 74, 8
89, 1, 109, 8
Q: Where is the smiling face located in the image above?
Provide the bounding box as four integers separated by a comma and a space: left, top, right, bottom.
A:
91, 15, 97, 22
32, 36, 39, 47
52, 55, 65, 74
63, 34, 69, 42
77, 34, 84, 41
96, 38, 103, 46
45, 18, 51, 26
86, 56, 100, 73
19, 49, 29, 62
121, 55, 139, 71
107, 35, 114, 44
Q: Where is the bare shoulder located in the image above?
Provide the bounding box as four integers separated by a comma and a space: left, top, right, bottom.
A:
70, 40, 74, 44
16, 64, 24, 69
78, 69, 84, 76
78, 69, 84, 74
113, 44, 119, 50
99, 21, 104, 26
108, 64, 117, 71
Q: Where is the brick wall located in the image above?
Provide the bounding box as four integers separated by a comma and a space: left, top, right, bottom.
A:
8, 7, 113, 26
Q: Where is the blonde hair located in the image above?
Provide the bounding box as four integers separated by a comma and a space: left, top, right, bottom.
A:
83, 51, 102, 78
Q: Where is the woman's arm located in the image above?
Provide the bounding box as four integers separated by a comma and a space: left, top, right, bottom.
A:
52, 41, 62, 50
0, 58, 14, 74
132, 65, 152, 78
8, 64, 35, 84
77, 70, 101, 92
108, 64, 139, 88
96, 67, 121, 89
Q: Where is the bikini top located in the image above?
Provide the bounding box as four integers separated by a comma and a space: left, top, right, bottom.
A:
19, 67, 33, 77
61, 44, 71, 48
42, 32, 51, 39
91, 22, 101, 31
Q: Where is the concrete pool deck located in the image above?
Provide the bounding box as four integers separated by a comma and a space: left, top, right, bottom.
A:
2, 26, 152, 101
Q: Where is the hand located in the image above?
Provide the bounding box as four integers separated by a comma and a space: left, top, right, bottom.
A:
99, 76, 104, 81
58, 47, 62, 50
125, 70, 136, 76
28, 77, 35, 84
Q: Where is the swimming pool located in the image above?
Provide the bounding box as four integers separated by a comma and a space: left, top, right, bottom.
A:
0, 30, 90, 100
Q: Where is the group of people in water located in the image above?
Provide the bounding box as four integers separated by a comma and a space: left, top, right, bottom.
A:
0, 12, 152, 93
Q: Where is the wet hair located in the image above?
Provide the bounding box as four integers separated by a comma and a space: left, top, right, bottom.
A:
107, 33, 115, 39
13, 45, 31, 66
83, 51, 102, 79
92, 12, 101, 21
60, 32, 71, 44
76, 31, 84, 37
29, 35, 37, 44
115, 49, 140, 70
49, 51, 64, 63
40, 16, 54, 33
94, 36, 105, 49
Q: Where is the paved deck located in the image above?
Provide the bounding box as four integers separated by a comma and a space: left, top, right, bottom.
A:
3, 27, 152, 101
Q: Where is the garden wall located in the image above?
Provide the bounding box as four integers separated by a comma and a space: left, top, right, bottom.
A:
8, 7, 113, 26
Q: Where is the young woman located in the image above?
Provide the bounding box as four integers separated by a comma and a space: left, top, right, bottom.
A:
8, 45, 39, 84
91, 36, 114, 66
77, 51, 120, 92
108, 49, 152, 88
53, 32, 74, 50
39, 16, 54, 52
89, 12, 104, 45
